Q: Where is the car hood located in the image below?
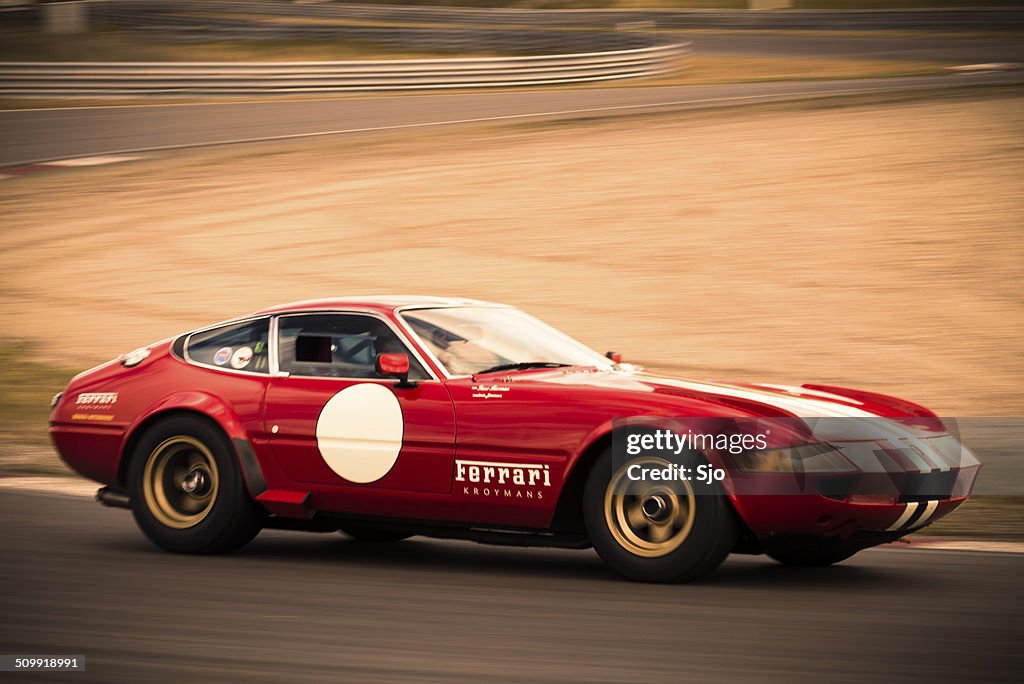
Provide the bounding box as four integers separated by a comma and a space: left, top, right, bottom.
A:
489, 367, 950, 439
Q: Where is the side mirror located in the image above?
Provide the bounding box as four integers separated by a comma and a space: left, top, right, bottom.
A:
605, 351, 622, 364
376, 353, 417, 388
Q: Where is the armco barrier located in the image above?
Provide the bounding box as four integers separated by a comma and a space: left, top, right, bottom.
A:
0, 42, 690, 97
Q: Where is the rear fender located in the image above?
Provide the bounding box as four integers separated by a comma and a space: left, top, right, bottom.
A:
117, 391, 266, 497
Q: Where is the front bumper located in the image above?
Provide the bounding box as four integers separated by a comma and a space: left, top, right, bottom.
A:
727, 433, 981, 540
732, 493, 970, 540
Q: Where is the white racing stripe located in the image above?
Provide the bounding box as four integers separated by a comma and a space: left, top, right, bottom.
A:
886, 499, 940, 532
644, 377, 948, 473
754, 384, 865, 406
887, 502, 920, 531
912, 499, 940, 528
645, 376, 878, 420
894, 445, 936, 474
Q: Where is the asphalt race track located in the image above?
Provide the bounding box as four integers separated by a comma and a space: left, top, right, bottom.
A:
1, 490, 1020, 683
3, 71, 1023, 167
694, 33, 1024, 63
3, 6, 1024, 167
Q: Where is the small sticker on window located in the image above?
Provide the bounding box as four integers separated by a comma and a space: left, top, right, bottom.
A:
213, 347, 232, 365
231, 346, 254, 370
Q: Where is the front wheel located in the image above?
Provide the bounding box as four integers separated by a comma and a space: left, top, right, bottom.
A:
128, 415, 263, 554
583, 448, 737, 583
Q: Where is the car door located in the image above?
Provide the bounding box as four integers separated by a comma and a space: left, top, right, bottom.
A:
264, 312, 455, 494
441, 374, 586, 525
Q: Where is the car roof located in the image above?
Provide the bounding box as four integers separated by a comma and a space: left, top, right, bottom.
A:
251, 295, 503, 316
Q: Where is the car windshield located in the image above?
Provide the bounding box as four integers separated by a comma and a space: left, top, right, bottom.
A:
400, 306, 615, 376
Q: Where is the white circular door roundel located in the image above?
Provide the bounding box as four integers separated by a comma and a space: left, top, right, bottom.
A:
315, 383, 404, 484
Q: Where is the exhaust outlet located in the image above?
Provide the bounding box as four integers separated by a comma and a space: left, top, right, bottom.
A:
96, 486, 131, 509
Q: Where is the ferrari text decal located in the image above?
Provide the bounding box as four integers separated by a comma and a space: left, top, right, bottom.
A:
75, 392, 118, 406
455, 459, 551, 500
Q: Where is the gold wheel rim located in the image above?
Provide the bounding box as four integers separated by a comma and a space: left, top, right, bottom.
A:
142, 436, 219, 529
604, 457, 696, 558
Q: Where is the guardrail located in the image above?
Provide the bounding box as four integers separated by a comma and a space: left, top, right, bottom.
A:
0, 42, 690, 96
324, 3, 1024, 31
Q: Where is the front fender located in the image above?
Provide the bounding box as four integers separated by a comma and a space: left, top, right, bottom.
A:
563, 415, 763, 534
800, 384, 940, 420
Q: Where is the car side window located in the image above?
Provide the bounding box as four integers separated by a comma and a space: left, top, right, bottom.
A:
186, 318, 270, 373
277, 314, 429, 380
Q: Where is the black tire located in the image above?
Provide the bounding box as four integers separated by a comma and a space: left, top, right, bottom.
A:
340, 522, 413, 543
128, 415, 264, 554
766, 542, 862, 567
583, 447, 737, 583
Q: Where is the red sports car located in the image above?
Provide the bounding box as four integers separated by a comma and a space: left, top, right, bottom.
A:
50, 297, 980, 582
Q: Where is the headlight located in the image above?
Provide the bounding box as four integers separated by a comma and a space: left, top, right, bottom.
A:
732, 443, 857, 473
50, 392, 63, 409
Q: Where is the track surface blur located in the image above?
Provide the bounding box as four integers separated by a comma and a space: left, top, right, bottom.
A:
1, 490, 1020, 683
2, 71, 1022, 166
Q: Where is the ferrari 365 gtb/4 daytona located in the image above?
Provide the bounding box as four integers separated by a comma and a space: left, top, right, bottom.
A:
50, 297, 980, 582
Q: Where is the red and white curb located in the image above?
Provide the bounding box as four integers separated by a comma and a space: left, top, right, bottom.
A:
0, 154, 140, 180
946, 63, 1022, 74
889, 539, 1024, 554
0, 476, 99, 497
1, 475, 1021, 554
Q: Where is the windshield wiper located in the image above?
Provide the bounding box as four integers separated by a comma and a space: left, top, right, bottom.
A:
475, 362, 572, 375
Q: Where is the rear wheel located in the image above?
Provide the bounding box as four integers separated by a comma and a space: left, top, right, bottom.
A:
583, 447, 736, 583
129, 415, 263, 554
340, 522, 413, 543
